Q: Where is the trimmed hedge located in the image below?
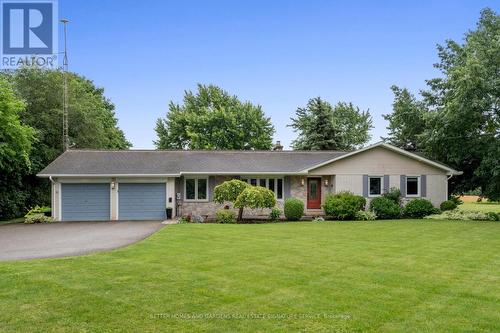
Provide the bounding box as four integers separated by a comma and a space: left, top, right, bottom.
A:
403, 198, 439, 218
284, 198, 304, 221
370, 197, 401, 219
322, 191, 366, 220
440, 200, 457, 211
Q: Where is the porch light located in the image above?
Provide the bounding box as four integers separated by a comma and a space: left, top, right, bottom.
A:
111, 181, 116, 189
301, 178, 305, 186
324, 178, 329, 186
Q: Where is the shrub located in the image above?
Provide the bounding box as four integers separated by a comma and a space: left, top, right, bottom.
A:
382, 187, 401, 205
192, 215, 204, 223
284, 198, 304, 221
26, 205, 51, 217
424, 210, 490, 221
440, 200, 457, 211
449, 195, 463, 206
216, 209, 236, 224
177, 216, 190, 224
214, 179, 251, 220
322, 191, 366, 220
404, 199, 439, 218
355, 210, 377, 221
24, 213, 53, 224
486, 212, 500, 221
269, 207, 281, 222
369, 197, 401, 219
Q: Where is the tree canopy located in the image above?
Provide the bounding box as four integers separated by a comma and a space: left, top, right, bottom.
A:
383, 8, 500, 200
289, 97, 373, 150
0, 77, 35, 218
382, 86, 426, 151
0, 67, 131, 218
155, 84, 275, 150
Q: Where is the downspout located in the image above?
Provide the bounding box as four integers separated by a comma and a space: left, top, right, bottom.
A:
49, 176, 56, 220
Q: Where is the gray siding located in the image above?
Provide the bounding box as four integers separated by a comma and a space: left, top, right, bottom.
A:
61, 183, 110, 221
118, 183, 166, 220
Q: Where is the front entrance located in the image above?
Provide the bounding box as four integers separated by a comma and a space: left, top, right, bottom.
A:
307, 178, 322, 209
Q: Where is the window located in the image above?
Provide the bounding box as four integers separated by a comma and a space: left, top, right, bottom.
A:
406, 176, 420, 197
185, 178, 208, 201
277, 179, 283, 199
369, 176, 383, 196
268, 179, 275, 192
245, 177, 284, 200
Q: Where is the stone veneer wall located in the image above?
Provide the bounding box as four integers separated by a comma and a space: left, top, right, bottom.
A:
178, 175, 286, 219
178, 175, 335, 219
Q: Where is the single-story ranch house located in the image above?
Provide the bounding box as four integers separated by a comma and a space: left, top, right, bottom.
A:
37, 142, 462, 221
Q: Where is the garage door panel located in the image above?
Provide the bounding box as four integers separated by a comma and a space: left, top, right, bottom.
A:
62, 184, 110, 221
119, 183, 166, 220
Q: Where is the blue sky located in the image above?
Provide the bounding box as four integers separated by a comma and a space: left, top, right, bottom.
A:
59, 0, 498, 149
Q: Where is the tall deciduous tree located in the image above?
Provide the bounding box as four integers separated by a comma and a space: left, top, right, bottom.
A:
1, 67, 131, 216
0, 78, 35, 218
289, 97, 373, 150
382, 86, 427, 151
420, 8, 500, 200
155, 84, 275, 150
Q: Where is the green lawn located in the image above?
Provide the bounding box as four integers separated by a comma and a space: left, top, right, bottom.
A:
1, 221, 499, 332
459, 201, 500, 213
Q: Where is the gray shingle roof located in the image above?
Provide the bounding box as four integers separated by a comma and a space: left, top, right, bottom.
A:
37, 150, 349, 176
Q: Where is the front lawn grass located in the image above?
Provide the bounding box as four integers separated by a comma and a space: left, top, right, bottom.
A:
1, 220, 499, 332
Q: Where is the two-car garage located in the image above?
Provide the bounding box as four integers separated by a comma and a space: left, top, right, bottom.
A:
60, 182, 167, 221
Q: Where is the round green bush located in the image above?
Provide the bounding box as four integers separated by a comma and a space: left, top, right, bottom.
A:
403, 198, 439, 218
216, 209, 236, 224
369, 197, 401, 219
322, 191, 366, 220
284, 198, 304, 221
440, 200, 457, 211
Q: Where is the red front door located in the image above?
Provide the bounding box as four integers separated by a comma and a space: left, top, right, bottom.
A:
307, 178, 322, 209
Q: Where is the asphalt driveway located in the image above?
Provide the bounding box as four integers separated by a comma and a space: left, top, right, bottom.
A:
0, 221, 164, 261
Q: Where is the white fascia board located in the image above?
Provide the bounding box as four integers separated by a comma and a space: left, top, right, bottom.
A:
37, 173, 181, 178
179, 171, 308, 175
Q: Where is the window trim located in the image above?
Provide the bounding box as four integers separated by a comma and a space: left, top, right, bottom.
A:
184, 177, 209, 202
368, 176, 384, 197
244, 177, 285, 200
405, 175, 420, 197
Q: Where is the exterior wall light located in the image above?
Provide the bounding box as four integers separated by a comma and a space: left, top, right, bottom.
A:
324, 178, 329, 186
301, 178, 305, 186
111, 181, 116, 189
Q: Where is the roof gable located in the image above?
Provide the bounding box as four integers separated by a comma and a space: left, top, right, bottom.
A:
305, 142, 461, 175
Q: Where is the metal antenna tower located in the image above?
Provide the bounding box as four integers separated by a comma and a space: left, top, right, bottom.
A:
61, 19, 70, 151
